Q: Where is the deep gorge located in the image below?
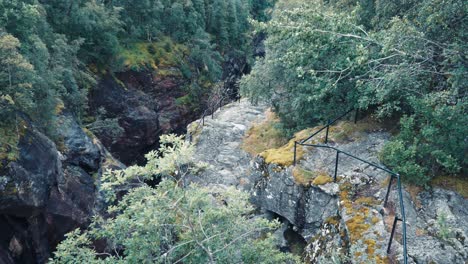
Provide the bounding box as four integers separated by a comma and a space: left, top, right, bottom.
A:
1, 0, 467, 263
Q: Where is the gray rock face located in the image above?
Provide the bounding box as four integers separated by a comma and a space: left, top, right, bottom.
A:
186, 99, 267, 189
0, 124, 60, 215
0, 115, 123, 264
404, 188, 468, 264
57, 114, 101, 172
249, 159, 338, 240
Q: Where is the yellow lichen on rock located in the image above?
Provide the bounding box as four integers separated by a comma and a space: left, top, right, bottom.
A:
312, 174, 334, 185
260, 127, 316, 167
345, 213, 371, 241
355, 196, 379, 206
291, 167, 332, 186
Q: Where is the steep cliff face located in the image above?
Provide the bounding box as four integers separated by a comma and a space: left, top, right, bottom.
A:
249, 159, 339, 240
89, 70, 195, 165
0, 114, 123, 264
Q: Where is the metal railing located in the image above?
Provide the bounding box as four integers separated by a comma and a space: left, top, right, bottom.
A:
187, 91, 241, 143
292, 109, 408, 264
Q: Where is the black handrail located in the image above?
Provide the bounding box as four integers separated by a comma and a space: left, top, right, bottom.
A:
300, 108, 356, 144
292, 110, 408, 264
188, 91, 240, 143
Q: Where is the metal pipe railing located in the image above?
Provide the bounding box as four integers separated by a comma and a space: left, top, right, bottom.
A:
300, 108, 355, 144
188, 91, 239, 143
292, 109, 408, 264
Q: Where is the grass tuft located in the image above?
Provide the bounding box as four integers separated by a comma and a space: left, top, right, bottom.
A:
241, 110, 288, 156
431, 175, 468, 198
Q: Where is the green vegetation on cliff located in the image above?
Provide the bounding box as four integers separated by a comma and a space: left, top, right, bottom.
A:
0, 0, 275, 162
241, 0, 467, 185
51, 135, 298, 263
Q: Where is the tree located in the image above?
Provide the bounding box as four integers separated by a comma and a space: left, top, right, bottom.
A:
51, 135, 298, 263
0, 33, 35, 116
241, 0, 467, 184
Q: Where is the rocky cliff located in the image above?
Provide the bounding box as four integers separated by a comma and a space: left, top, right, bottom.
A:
0, 114, 123, 263
187, 100, 468, 264
89, 70, 195, 165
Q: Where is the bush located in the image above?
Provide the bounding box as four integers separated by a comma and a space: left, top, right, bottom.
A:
51, 135, 299, 263
381, 95, 467, 185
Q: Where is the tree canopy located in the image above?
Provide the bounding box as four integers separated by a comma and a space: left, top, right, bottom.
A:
241, 0, 467, 185
0, 0, 275, 163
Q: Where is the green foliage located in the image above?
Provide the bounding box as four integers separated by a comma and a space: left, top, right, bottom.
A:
100, 134, 199, 202
41, 0, 122, 65
0, 0, 274, 120
241, 2, 365, 128
381, 95, 467, 185
114, 38, 188, 72
0, 33, 35, 115
242, 0, 467, 185
0, 0, 274, 161
51, 135, 298, 264
436, 212, 453, 241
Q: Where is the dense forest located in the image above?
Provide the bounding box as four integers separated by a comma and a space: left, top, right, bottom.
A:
0, 0, 273, 165
242, 0, 467, 185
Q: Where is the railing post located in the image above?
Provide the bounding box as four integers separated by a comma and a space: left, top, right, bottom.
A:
334, 150, 340, 182
354, 108, 359, 124
384, 175, 394, 207
324, 120, 330, 144
397, 174, 408, 264
387, 216, 399, 254
293, 141, 297, 166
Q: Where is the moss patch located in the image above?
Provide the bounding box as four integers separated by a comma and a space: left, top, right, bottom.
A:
241, 110, 288, 156
325, 216, 341, 227
0, 119, 28, 168
325, 118, 382, 143
431, 175, 468, 198
260, 127, 316, 167
187, 122, 203, 144
292, 167, 316, 185
291, 167, 332, 186
312, 174, 334, 185
116, 37, 189, 72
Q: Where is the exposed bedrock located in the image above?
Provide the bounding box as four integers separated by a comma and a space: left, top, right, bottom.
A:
187, 100, 468, 263
0, 114, 123, 264
89, 70, 192, 165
